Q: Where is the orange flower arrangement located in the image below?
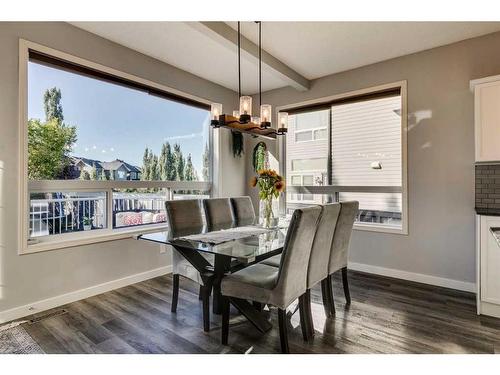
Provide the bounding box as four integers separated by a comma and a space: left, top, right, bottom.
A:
251, 169, 285, 227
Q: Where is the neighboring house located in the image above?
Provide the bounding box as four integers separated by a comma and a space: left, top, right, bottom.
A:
71, 157, 141, 180
71, 157, 103, 179
286, 110, 330, 213
100, 159, 141, 180
285, 96, 402, 224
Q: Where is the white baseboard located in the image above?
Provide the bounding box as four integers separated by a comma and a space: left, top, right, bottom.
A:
0, 261, 475, 324
349, 262, 476, 293
0, 265, 172, 324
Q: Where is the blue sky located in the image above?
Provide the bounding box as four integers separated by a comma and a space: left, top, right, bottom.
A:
28, 62, 210, 178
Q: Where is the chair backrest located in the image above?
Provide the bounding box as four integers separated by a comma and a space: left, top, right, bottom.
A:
307, 203, 341, 288
274, 205, 322, 308
328, 201, 359, 274
165, 199, 204, 233
202, 198, 235, 228
230, 196, 256, 225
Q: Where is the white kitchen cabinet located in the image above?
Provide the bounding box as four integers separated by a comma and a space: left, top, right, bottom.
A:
471, 75, 500, 162
477, 215, 500, 318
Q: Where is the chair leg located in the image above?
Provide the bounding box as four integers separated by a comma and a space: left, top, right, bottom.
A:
342, 267, 351, 304
253, 301, 263, 311
221, 296, 230, 345
171, 274, 179, 313
327, 274, 336, 316
201, 285, 210, 332
320, 278, 333, 317
199, 285, 203, 301
298, 295, 309, 341
277, 308, 290, 354
304, 289, 314, 340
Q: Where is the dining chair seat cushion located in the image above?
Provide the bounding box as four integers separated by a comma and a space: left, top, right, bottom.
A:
260, 254, 281, 268
329, 201, 359, 274
221, 263, 279, 304
172, 250, 214, 286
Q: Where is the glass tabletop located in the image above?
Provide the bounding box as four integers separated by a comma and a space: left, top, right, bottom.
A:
137, 218, 291, 263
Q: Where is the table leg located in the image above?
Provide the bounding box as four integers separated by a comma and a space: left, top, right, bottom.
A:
229, 297, 273, 333
212, 254, 232, 315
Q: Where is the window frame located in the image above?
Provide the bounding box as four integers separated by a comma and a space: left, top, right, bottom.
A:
288, 174, 316, 202
294, 126, 328, 143
18, 39, 216, 254
277, 81, 408, 235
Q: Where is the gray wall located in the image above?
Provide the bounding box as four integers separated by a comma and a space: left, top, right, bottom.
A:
0, 22, 244, 315
246, 31, 500, 285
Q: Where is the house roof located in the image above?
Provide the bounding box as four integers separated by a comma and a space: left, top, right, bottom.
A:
100, 159, 141, 173
72, 157, 103, 169
72, 157, 140, 173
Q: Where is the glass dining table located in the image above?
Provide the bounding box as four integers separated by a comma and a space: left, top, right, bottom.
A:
136, 218, 290, 332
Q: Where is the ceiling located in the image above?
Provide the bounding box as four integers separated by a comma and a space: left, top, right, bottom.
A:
72, 22, 500, 94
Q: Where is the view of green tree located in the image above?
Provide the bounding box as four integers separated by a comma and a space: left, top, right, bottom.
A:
140, 141, 201, 184
159, 143, 168, 181
141, 147, 152, 181
173, 143, 185, 181
185, 153, 198, 182
28, 88, 76, 180
151, 154, 160, 181
79, 170, 90, 180
43, 87, 64, 123
89, 163, 98, 180
167, 143, 177, 181
202, 143, 209, 182
29, 87, 207, 184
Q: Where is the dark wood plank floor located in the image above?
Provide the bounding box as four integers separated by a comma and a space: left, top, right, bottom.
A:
20, 270, 500, 354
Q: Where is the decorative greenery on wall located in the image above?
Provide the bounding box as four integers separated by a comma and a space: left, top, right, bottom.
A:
232, 131, 244, 158
252, 141, 269, 172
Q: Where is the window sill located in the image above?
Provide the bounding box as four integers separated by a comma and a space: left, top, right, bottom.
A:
353, 222, 407, 235
21, 223, 168, 255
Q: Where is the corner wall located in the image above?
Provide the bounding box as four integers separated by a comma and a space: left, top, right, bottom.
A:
0, 22, 244, 320
246, 31, 500, 288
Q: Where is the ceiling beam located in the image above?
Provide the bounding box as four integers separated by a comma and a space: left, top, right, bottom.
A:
187, 22, 310, 92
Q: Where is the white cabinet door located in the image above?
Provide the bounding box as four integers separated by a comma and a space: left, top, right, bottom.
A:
475, 81, 500, 162
481, 216, 500, 305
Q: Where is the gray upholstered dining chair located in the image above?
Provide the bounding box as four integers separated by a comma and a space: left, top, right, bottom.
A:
202, 198, 235, 228
230, 196, 256, 225
324, 201, 359, 316
220, 205, 322, 353
300, 203, 341, 340
165, 199, 214, 332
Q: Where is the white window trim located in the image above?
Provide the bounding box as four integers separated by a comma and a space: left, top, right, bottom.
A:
277, 81, 408, 235
288, 174, 316, 203
18, 39, 216, 254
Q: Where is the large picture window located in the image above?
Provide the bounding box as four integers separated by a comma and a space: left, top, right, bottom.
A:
281, 83, 407, 234
20, 41, 213, 253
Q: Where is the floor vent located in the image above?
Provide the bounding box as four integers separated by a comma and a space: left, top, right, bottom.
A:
28, 309, 68, 324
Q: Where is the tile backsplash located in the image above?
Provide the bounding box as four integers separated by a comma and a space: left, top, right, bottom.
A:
476, 164, 500, 214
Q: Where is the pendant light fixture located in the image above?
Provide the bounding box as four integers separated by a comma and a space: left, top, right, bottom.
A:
210, 22, 287, 136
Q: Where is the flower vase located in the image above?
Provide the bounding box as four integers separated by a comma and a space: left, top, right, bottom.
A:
260, 197, 277, 228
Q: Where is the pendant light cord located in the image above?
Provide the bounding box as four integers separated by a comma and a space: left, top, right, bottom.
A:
258, 21, 262, 107
238, 21, 241, 98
